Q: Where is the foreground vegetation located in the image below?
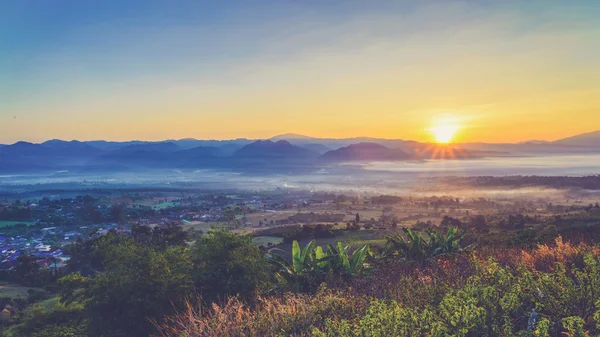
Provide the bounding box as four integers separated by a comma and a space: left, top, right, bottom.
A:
2, 222, 600, 336
158, 236, 600, 336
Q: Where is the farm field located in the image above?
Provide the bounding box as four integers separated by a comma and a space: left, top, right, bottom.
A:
180, 221, 227, 233
252, 236, 284, 247
0, 221, 36, 228
245, 210, 297, 225
0, 283, 44, 299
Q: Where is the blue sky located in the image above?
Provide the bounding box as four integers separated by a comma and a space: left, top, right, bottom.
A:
1, 1, 599, 143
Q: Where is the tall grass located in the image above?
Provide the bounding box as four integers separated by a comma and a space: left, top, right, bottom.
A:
155, 237, 600, 337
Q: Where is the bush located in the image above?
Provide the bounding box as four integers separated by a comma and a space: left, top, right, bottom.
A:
7, 297, 86, 337
158, 239, 600, 336
192, 229, 272, 303
58, 239, 193, 337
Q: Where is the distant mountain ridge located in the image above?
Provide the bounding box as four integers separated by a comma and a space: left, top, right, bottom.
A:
320, 143, 410, 162
1, 129, 599, 173
553, 130, 600, 147
233, 140, 319, 159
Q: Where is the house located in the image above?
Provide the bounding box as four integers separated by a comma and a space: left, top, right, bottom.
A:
36, 244, 51, 252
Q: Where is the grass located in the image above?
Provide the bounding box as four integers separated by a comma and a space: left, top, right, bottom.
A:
156, 237, 600, 336
252, 236, 284, 247
0, 283, 44, 299
181, 221, 228, 233
0, 221, 36, 228
331, 229, 388, 247
245, 210, 297, 225
153, 202, 178, 209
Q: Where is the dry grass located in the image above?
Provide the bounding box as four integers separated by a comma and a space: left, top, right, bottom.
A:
154, 290, 368, 337
154, 237, 600, 337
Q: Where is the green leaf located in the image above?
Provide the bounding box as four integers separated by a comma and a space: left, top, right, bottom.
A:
292, 240, 302, 273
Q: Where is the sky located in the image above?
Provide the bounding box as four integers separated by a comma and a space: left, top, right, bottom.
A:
1, 0, 600, 144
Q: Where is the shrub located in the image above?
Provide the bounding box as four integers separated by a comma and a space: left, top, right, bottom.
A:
192, 229, 272, 303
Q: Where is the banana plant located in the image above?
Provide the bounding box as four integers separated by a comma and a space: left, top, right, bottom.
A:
431, 226, 471, 256
385, 227, 470, 265
325, 242, 372, 275
268, 240, 371, 292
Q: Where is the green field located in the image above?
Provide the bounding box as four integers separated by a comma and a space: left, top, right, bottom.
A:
0, 221, 36, 228
153, 202, 178, 209
0, 283, 44, 299
181, 221, 228, 232
252, 236, 284, 247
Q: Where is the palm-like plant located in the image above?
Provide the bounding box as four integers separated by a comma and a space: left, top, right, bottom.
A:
385, 227, 470, 265
268, 241, 323, 292
325, 242, 371, 276
268, 240, 371, 292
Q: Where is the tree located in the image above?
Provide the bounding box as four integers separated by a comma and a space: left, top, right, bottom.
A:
471, 215, 487, 229
59, 239, 193, 337
15, 254, 42, 285
109, 203, 126, 223
132, 222, 188, 250
441, 216, 463, 228
192, 229, 271, 303
355, 213, 360, 223
509, 214, 526, 230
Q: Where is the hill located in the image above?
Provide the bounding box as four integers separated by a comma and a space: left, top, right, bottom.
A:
107, 142, 180, 155
319, 142, 410, 162
0, 140, 104, 172
93, 143, 227, 169
300, 143, 331, 155
233, 140, 319, 159
269, 133, 317, 141
553, 130, 600, 147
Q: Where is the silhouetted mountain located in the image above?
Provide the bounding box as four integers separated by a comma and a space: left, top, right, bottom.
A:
109, 142, 180, 155
84, 140, 148, 151
270, 133, 316, 141
85, 138, 254, 152
517, 140, 551, 145
1, 142, 49, 156
166, 138, 253, 150
320, 143, 410, 162
0, 141, 105, 173
553, 130, 600, 147
3, 129, 600, 174
94, 142, 184, 168
43, 139, 104, 156
301, 143, 331, 155
1, 140, 103, 158
218, 143, 246, 156
234, 140, 319, 159
178, 146, 223, 157
177, 146, 224, 168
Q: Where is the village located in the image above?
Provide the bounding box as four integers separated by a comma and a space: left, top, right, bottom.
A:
1, 186, 599, 275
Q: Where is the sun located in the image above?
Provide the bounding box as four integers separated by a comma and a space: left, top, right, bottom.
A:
430, 124, 459, 144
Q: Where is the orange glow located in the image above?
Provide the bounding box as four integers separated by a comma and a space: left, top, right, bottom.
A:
431, 125, 459, 144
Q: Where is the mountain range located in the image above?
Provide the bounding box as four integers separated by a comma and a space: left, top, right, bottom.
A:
1, 130, 599, 174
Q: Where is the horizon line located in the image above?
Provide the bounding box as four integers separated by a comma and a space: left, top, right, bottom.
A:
2, 129, 599, 147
